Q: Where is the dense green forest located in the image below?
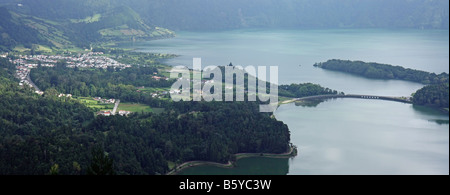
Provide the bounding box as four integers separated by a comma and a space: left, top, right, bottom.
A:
0, 59, 96, 174
314, 59, 449, 85
30, 63, 173, 101
1, 57, 291, 175
279, 83, 341, 98
413, 83, 449, 109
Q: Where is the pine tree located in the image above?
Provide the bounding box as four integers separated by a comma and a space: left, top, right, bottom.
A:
87, 147, 116, 175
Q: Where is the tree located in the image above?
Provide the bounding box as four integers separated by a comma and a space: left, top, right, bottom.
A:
73, 162, 81, 175
44, 88, 59, 98
87, 147, 115, 175
49, 164, 59, 175
55, 60, 67, 70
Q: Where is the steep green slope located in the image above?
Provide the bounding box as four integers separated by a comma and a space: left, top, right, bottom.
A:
0, 7, 54, 51
74, 6, 175, 42
4, 0, 448, 31
0, 5, 174, 51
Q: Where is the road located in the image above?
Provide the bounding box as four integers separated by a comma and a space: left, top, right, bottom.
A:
112, 99, 120, 115
26, 73, 41, 92
282, 94, 412, 104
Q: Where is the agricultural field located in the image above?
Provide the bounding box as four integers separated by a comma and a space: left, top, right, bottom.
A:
76, 97, 115, 111
117, 103, 153, 113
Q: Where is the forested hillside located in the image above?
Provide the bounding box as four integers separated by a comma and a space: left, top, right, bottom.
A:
0, 7, 53, 51
3, 0, 447, 31
0, 57, 291, 175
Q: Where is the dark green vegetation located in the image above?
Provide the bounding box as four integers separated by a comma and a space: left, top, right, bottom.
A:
0, 7, 53, 51
279, 83, 341, 98
0, 59, 95, 175
314, 59, 449, 85
1, 57, 290, 175
413, 83, 449, 110
87, 147, 115, 175
30, 64, 173, 103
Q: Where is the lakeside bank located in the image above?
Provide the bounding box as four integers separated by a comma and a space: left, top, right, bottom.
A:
167, 145, 297, 175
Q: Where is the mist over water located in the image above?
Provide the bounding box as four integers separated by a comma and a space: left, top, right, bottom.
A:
120, 29, 449, 175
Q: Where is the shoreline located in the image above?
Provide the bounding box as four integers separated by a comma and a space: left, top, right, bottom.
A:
167, 145, 297, 175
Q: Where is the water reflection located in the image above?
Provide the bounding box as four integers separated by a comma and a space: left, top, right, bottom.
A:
179, 157, 290, 175
429, 119, 450, 125
294, 99, 327, 108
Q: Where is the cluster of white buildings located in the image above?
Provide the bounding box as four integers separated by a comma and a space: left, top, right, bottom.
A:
152, 75, 169, 81
97, 110, 132, 117
93, 97, 116, 104
12, 52, 130, 70
9, 52, 134, 94
58, 94, 73, 98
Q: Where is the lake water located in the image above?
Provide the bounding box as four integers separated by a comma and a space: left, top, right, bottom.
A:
120, 29, 449, 175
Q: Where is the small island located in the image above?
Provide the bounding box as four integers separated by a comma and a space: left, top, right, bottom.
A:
315, 59, 449, 112
314, 59, 449, 85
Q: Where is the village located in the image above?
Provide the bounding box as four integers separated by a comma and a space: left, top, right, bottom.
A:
8, 52, 133, 95
1, 52, 196, 116
12, 52, 131, 83
0, 52, 161, 117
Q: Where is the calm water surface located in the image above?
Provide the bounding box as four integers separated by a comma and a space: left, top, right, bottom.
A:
120, 29, 449, 175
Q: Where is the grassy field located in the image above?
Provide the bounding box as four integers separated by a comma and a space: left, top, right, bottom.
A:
13, 46, 30, 52
70, 14, 102, 23
118, 103, 153, 113
118, 103, 166, 114
139, 87, 170, 93
76, 97, 166, 114
76, 97, 114, 111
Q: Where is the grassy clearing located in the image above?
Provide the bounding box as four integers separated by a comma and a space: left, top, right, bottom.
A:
139, 87, 170, 93
36, 45, 53, 53
13, 46, 30, 52
118, 103, 153, 113
76, 97, 114, 111
168, 161, 176, 170
70, 14, 102, 23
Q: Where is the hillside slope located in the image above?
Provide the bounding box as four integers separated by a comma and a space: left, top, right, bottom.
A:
0, 5, 174, 51
3, 0, 448, 31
